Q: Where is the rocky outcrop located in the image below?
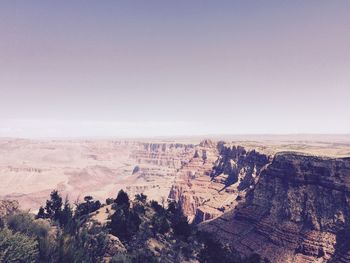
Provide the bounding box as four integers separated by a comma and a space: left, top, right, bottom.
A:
125, 142, 195, 202
168, 141, 219, 222
132, 143, 194, 168
104, 234, 127, 260
212, 144, 271, 188
200, 152, 350, 263
169, 142, 271, 223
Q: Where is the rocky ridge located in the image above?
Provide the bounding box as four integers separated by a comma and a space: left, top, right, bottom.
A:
169, 141, 272, 223
170, 141, 350, 262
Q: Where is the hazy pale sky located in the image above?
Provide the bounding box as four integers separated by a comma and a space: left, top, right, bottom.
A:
0, 1, 349, 137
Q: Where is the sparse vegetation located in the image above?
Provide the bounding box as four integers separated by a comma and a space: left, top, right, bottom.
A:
0, 228, 39, 262
0, 189, 268, 262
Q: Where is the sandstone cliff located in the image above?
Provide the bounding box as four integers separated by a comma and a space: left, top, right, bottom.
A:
200, 150, 350, 262
169, 142, 272, 223
170, 141, 350, 262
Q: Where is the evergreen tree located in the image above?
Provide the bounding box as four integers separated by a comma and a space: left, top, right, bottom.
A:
109, 208, 128, 241
115, 190, 130, 210
84, 196, 93, 202
167, 201, 192, 239
45, 190, 63, 221
75, 196, 101, 218
109, 191, 141, 242
59, 198, 73, 227
135, 193, 147, 203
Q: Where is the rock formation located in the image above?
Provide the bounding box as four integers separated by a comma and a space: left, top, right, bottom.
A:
171, 141, 350, 262
0, 139, 195, 210
169, 142, 272, 223
2, 138, 350, 262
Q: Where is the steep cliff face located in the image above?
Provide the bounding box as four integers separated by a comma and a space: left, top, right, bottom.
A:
168, 141, 218, 222
125, 142, 195, 202
201, 152, 350, 263
169, 142, 272, 223
212, 143, 271, 189
132, 143, 194, 168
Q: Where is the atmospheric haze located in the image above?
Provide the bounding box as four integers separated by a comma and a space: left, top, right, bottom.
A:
0, 1, 349, 137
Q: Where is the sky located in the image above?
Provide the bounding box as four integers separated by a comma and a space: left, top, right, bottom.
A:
0, 1, 349, 138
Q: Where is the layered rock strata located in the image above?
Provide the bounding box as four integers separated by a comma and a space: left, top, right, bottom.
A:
169, 142, 271, 223
0, 140, 195, 210
200, 151, 350, 262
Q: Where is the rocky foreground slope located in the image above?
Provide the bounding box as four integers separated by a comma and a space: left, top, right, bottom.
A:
170, 141, 350, 263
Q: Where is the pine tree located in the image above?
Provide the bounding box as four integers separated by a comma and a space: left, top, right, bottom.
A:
59, 198, 73, 227
45, 190, 63, 221
115, 190, 130, 211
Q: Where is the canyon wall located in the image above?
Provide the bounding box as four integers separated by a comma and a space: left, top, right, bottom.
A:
171, 142, 350, 262
0, 140, 195, 210
2, 138, 350, 262
169, 142, 272, 222
124, 142, 195, 201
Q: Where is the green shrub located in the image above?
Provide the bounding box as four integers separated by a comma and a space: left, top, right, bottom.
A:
75, 196, 101, 218
0, 228, 39, 263
106, 198, 115, 205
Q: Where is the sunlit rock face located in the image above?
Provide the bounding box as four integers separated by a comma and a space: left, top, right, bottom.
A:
169, 142, 271, 223
199, 151, 350, 263
169, 140, 350, 262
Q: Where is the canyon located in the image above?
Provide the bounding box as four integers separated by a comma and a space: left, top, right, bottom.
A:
170, 139, 350, 263
1, 136, 350, 262
0, 138, 196, 210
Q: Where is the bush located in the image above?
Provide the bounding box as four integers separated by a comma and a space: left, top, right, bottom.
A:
56, 223, 108, 263
6, 212, 34, 234
75, 196, 101, 218
166, 201, 192, 239
150, 200, 164, 215
109, 207, 141, 242
0, 228, 39, 263
151, 214, 170, 235
36, 206, 47, 219
135, 193, 147, 203
106, 198, 115, 205
5, 212, 56, 262
133, 203, 145, 215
